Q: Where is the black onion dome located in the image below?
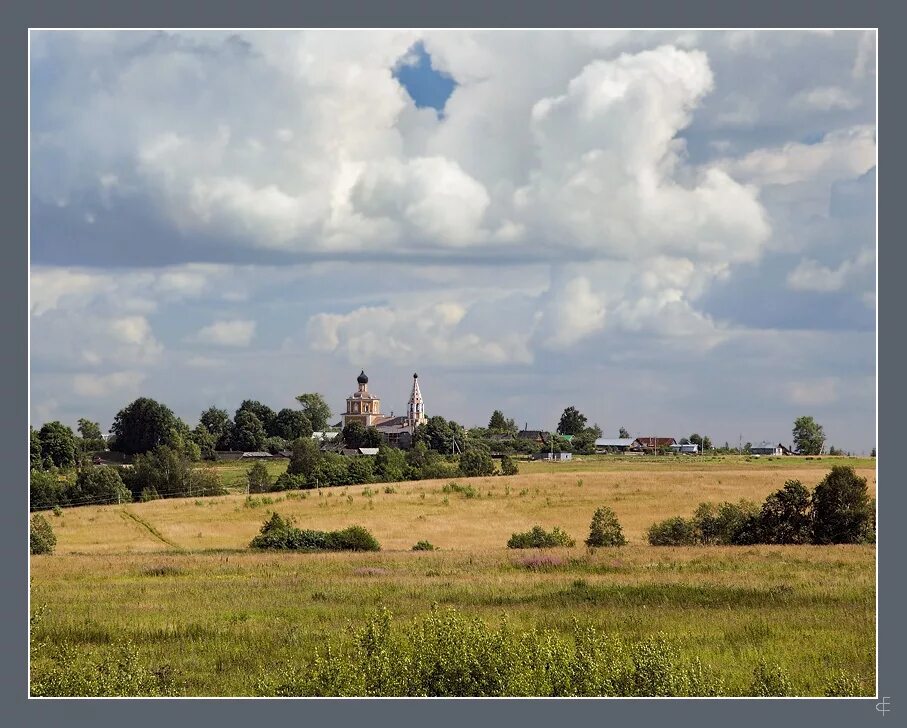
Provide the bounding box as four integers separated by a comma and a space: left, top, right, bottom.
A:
413, 372, 418, 379
357, 370, 369, 384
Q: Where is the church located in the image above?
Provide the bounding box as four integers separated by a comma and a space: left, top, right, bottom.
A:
341, 370, 427, 448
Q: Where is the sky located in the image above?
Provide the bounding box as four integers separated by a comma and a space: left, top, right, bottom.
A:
29, 30, 876, 452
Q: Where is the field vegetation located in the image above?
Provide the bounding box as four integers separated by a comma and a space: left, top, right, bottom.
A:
30, 457, 875, 696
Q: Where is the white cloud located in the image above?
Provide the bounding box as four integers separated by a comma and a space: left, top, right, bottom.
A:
792, 86, 860, 111
73, 370, 147, 397
717, 125, 875, 187
787, 249, 874, 292
191, 319, 256, 347
787, 377, 840, 407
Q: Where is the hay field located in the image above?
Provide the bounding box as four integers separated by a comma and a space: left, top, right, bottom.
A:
30, 457, 877, 696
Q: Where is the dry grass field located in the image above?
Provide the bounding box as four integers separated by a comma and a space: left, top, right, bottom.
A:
29, 456, 876, 696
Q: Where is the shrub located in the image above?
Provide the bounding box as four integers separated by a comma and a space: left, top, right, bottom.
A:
585, 506, 626, 547
70, 466, 131, 505
647, 517, 697, 546
749, 660, 794, 697
692, 500, 762, 545
30, 640, 176, 696
139, 487, 160, 502
500, 454, 519, 476
759, 480, 812, 544
442, 481, 478, 498
458, 450, 495, 477
249, 513, 380, 552
507, 525, 575, 549
272, 472, 308, 491
30, 468, 67, 511
411, 540, 437, 551
247, 461, 272, 494
30, 514, 56, 555
811, 466, 875, 544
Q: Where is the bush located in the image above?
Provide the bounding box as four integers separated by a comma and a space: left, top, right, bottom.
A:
30, 514, 56, 555
70, 466, 131, 505
254, 607, 727, 697
249, 513, 380, 552
271, 472, 307, 491
500, 454, 519, 476
441, 481, 478, 498
507, 525, 575, 549
749, 660, 794, 697
247, 461, 272, 494
811, 466, 875, 544
585, 507, 627, 547
647, 517, 697, 546
458, 450, 495, 477
30, 468, 67, 511
692, 500, 761, 545
759, 480, 812, 544
411, 540, 437, 551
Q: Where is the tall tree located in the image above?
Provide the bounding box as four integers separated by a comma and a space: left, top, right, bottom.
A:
37, 421, 77, 468
231, 410, 267, 452
488, 410, 508, 432
30, 427, 43, 469
557, 406, 588, 436
295, 393, 332, 432
287, 437, 322, 479
110, 398, 179, 456
619, 427, 630, 439
199, 406, 231, 441
792, 416, 825, 455
77, 418, 103, 441
275, 408, 313, 441
236, 400, 278, 437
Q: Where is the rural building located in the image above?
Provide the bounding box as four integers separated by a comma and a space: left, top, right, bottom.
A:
532, 451, 573, 461
632, 437, 677, 452
341, 447, 380, 457
670, 443, 700, 454
595, 437, 635, 453
311, 431, 340, 443
518, 430, 548, 444
339, 370, 428, 447
750, 442, 786, 456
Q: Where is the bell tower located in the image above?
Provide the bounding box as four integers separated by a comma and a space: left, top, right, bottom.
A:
408, 372, 426, 432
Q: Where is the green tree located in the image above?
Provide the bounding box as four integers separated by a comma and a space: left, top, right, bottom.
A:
189, 425, 217, 460
199, 406, 231, 447
274, 408, 313, 441
488, 410, 516, 433
30, 469, 66, 511
557, 407, 588, 436
618, 427, 630, 439
287, 437, 322, 480
70, 466, 131, 505
37, 422, 78, 468
342, 422, 367, 449
702, 436, 712, 451
458, 450, 495, 477
792, 416, 825, 455
375, 445, 407, 482
30, 427, 43, 469
295, 393, 333, 432
231, 410, 267, 452
77, 418, 103, 441
500, 454, 519, 476
811, 466, 874, 544
247, 461, 272, 494
414, 416, 464, 454
236, 401, 278, 437
30, 514, 56, 555
759, 480, 812, 544
347, 457, 376, 484
110, 398, 180, 456
585, 507, 627, 547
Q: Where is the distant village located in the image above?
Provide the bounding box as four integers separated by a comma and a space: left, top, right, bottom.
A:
223, 369, 797, 463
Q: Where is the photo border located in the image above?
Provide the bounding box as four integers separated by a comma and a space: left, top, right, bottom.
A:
5, 1, 902, 725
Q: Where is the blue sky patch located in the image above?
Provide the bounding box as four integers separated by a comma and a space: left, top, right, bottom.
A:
394, 42, 456, 115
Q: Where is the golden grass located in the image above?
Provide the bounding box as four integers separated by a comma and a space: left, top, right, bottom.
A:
30, 458, 877, 696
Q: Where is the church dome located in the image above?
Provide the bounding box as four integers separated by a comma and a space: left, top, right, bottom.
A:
357, 370, 369, 385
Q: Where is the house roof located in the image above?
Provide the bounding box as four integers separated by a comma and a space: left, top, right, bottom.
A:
633, 437, 677, 447
595, 438, 635, 447
518, 430, 548, 440
241, 451, 272, 458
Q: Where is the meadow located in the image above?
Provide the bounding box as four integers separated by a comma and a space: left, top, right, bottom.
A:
29, 455, 876, 696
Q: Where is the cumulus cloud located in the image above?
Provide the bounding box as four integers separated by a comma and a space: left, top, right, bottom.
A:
792, 85, 861, 111
787, 249, 874, 292
191, 319, 256, 347
787, 377, 841, 407
73, 370, 147, 397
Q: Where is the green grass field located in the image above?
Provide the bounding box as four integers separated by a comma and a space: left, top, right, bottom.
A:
29, 456, 876, 696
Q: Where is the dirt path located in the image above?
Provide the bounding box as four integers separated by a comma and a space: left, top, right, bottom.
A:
121, 509, 184, 550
